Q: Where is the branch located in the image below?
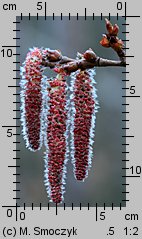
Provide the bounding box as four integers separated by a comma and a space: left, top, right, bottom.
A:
41, 19, 126, 74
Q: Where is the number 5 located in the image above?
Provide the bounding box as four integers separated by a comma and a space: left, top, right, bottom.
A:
108, 227, 115, 235
7, 129, 12, 137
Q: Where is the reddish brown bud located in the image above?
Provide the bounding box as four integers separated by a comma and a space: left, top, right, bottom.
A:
83, 49, 97, 62
105, 18, 113, 34
100, 35, 110, 48
46, 49, 62, 62
101, 19, 124, 52
112, 24, 119, 36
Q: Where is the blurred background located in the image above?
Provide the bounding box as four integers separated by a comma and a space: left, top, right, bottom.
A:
16, 16, 126, 207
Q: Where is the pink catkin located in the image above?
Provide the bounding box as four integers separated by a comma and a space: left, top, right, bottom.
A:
71, 70, 96, 181
20, 48, 44, 151
24, 80, 42, 150
44, 75, 68, 203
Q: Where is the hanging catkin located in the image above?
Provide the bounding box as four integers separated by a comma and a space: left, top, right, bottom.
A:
20, 48, 46, 151
70, 69, 98, 181
44, 74, 69, 203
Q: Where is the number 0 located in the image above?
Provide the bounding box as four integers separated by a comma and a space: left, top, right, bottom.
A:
7, 209, 13, 217
20, 212, 26, 220
117, 2, 123, 10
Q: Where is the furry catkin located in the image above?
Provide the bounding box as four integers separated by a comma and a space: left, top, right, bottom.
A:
44, 74, 69, 203
20, 48, 46, 151
70, 69, 98, 181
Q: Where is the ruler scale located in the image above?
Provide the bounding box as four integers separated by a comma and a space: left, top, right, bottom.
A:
0, 0, 141, 238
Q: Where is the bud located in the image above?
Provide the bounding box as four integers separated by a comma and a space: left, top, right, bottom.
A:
83, 48, 97, 62
105, 18, 113, 34
112, 24, 119, 36
100, 35, 110, 48
45, 49, 62, 62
